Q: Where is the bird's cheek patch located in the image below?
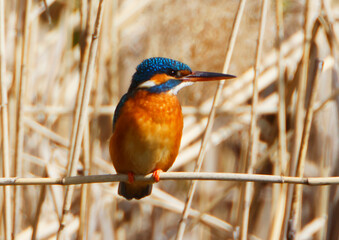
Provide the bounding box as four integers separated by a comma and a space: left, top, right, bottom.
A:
150, 73, 172, 84
137, 80, 157, 89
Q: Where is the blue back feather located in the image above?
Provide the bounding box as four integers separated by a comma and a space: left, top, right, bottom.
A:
112, 93, 130, 131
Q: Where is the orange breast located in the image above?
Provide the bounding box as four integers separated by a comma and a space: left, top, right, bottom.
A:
109, 90, 183, 175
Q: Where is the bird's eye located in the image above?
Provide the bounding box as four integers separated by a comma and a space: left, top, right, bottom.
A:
167, 69, 177, 77
167, 69, 184, 78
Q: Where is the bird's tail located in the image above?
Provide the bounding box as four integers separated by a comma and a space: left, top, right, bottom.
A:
118, 182, 152, 200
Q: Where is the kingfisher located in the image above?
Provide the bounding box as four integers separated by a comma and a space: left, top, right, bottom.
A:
109, 57, 235, 200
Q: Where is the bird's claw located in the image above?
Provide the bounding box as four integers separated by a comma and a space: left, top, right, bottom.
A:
128, 172, 135, 184
152, 169, 163, 182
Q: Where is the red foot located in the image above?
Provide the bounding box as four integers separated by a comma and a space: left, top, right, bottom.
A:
128, 172, 135, 184
152, 169, 163, 182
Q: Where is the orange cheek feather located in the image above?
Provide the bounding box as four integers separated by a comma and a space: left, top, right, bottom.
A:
150, 73, 172, 84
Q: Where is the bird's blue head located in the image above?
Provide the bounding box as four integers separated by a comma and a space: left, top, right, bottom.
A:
128, 57, 236, 94
129, 57, 192, 93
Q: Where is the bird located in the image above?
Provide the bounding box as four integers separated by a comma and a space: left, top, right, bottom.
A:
109, 57, 235, 200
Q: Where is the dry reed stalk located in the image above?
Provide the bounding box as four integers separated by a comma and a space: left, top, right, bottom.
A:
182, 105, 279, 115
285, 1, 312, 237
78, 123, 90, 240
24, 105, 73, 114
320, 1, 339, 133
74, 3, 91, 231
255, 130, 293, 170
80, 0, 92, 76
0, 172, 338, 186
293, 59, 324, 234
322, 0, 339, 44
236, 134, 249, 239
148, 190, 233, 233
10, 2, 22, 235
79, 0, 87, 50
78, 1, 109, 236
14, 0, 31, 174
108, 0, 119, 104
23, 152, 45, 166
24, 105, 114, 115
9, 0, 22, 152
92, 31, 105, 115
241, 0, 268, 238
296, 217, 327, 239
66, 0, 92, 189
69, 0, 93, 239
0, 0, 12, 239
65, 0, 93, 214
270, 184, 289, 239
269, 0, 289, 238
47, 183, 62, 222
42, 0, 51, 24
185, 182, 237, 233
17, 217, 79, 240
313, 55, 337, 108
13, 0, 31, 236
316, 88, 339, 109
24, 117, 70, 147
275, 0, 288, 176
175, 1, 247, 239
57, 0, 105, 238
316, 133, 331, 239
31, 170, 48, 240
268, 134, 295, 240
316, 5, 338, 238
31, 0, 55, 21
285, 16, 322, 238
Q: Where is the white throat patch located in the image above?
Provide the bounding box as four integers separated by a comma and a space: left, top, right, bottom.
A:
168, 81, 194, 95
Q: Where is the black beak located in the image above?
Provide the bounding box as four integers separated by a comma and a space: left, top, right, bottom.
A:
181, 71, 236, 82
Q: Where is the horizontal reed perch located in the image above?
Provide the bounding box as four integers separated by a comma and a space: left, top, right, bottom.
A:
0, 172, 338, 186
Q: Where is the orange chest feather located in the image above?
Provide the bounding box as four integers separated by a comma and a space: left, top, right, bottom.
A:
119, 91, 183, 132
110, 90, 183, 174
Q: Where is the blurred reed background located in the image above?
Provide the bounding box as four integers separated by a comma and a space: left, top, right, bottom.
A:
0, 0, 338, 239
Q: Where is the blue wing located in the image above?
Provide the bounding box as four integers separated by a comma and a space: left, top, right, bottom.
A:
112, 93, 130, 131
